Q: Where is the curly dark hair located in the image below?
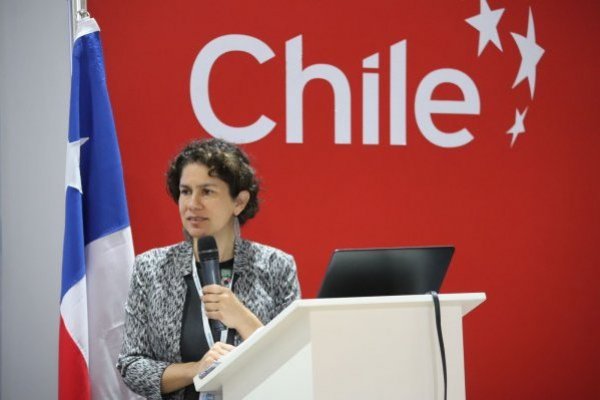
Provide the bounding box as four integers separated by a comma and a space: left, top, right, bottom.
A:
166, 138, 260, 225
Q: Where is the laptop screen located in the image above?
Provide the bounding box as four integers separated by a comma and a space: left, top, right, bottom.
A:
317, 246, 454, 298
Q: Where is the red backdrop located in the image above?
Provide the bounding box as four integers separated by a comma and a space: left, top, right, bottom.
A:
91, 0, 600, 397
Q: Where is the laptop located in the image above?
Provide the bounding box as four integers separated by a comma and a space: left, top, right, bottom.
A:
317, 246, 454, 298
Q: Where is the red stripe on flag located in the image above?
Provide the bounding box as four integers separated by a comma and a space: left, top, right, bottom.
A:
59, 317, 90, 400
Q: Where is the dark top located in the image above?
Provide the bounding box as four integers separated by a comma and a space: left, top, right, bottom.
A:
181, 259, 234, 400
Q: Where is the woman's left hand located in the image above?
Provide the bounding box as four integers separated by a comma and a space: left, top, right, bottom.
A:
202, 284, 263, 339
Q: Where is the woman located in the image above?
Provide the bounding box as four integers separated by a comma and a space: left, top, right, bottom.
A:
117, 138, 301, 400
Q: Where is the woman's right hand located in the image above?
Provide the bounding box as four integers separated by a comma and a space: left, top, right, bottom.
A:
195, 342, 235, 374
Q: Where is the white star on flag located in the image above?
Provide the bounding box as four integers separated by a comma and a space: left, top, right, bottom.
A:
507, 108, 528, 147
511, 7, 545, 98
65, 137, 89, 193
466, 0, 505, 56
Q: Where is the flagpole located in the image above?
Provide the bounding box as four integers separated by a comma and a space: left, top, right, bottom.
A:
70, 0, 89, 43
68, 0, 90, 76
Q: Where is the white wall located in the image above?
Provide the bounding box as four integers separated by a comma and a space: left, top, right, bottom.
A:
0, 0, 71, 398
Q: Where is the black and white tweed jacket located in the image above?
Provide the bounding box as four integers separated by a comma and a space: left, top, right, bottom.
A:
116, 238, 301, 400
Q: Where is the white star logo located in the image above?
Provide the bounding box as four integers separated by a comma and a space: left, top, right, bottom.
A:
506, 108, 528, 147
511, 7, 545, 98
65, 137, 89, 193
465, 0, 505, 56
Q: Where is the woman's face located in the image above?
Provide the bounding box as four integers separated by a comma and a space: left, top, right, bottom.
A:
178, 163, 248, 243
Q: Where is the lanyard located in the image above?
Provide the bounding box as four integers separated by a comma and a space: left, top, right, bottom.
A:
191, 255, 232, 347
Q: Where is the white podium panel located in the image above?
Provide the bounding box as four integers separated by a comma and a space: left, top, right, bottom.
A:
194, 293, 485, 400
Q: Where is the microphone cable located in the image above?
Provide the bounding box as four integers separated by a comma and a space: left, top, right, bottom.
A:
430, 291, 447, 400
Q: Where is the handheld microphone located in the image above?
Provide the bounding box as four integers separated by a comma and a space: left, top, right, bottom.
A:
197, 236, 226, 335
197, 236, 221, 286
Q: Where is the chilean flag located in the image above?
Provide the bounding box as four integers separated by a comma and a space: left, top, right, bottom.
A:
59, 17, 140, 400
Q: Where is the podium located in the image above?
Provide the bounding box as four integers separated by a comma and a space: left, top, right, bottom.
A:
194, 293, 485, 399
